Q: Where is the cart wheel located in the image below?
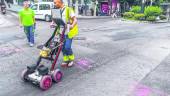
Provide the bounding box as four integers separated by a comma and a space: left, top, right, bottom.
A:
21, 69, 29, 82
40, 75, 52, 90
52, 69, 63, 83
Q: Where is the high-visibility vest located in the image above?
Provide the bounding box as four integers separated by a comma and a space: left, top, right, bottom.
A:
65, 6, 79, 39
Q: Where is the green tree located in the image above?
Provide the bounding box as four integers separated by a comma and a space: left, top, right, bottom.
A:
119, 0, 140, 13
119, 0, 140, 5
84, 0, 90, 15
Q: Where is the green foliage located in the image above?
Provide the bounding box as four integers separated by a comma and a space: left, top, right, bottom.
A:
160, 15, 167, 20
146, 16, 156, 21
144, 6, 162, 17
160, 0, 164, 3
134, 13, 145, 20
159, 0, 170, 3
130, 6, 141, 13
123, 12, 135, 18
84, 0, 91, 4
119, 0, 139, 4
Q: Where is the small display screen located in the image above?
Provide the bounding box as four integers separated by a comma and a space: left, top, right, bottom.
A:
51, 8, 62, 20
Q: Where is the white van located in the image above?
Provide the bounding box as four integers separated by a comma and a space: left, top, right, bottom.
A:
31, 2, 54, 22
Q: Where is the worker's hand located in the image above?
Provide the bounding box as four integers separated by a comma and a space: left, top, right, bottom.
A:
19, 24, 23, 28
69, 24, 74, 30
34, 23, 36, 29
54, 35, 59, 42
50, 21, 56, 28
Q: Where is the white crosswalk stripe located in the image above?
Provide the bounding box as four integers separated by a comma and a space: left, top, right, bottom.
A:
5, 12, 18, 19
6, 14, 13, 18
9, 12, 18, 17
0, 14, 15, 28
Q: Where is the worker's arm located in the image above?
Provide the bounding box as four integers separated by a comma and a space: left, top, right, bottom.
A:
69, 8, 77, 30
19, 16, 23, 27
33, 16, 35, 24
70, 16, 77, 29
18, 11, 23, 27
32, 10, 36, 24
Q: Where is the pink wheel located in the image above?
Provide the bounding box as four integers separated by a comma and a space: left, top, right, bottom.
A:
21, 69, 28, 82
52, 69, 63, 83
40, 75, 52, 90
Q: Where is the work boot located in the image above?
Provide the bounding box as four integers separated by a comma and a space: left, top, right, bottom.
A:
29, 43, 34, 47
61, 61, 68, 68
67, 61, 74, 67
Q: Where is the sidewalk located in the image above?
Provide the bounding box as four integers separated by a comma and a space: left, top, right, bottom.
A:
0, 14, 15, 28
7, 4, 23, 13
0, 15, 5, 25
77, 15, 112, 19
7, 4, 112, 19
0, 15, 7, 26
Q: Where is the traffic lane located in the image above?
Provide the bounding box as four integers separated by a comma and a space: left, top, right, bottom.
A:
0, 19, 121, 96
1, 19, 170, 96
0, 19, 104, 95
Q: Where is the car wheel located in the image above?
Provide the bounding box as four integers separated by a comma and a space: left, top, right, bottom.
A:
45, 15, 51, 22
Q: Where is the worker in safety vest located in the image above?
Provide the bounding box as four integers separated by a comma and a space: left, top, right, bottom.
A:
52, 0, 78, 67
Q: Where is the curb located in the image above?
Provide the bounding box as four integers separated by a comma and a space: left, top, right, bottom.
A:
7, 9, 18, 13
7, 7, 20, 13
7, 4, 112, 20
7, 5, 114, 20
121, 19, 170, 24
6, 10, 19, 18
77, 16, 112, 20
7, 9, 112, 20
155, 20, 170, 23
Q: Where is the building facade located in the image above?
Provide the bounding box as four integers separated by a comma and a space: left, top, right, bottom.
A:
70, 0, 119, 16
6, 0, 119, 16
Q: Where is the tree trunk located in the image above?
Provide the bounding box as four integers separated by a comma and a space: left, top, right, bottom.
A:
75, 0, 78, 16
1, 0, 4, 4
68, 0, 70, 6
84, 0, 87, 16
109, 0, 113, 16
155, 0, 160, 6
150, 0, 153, 6
93, 0, 97, 16
167, 6, 170, 21
141, 0, 146, 13
123, 2, 125, 13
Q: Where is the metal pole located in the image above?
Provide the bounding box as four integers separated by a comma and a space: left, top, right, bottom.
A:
168, 6, 170, 22
84, 0, 87, 16
75, 0, 78, 16
141, 0, 145, 13
68, 0, 70, 6
1, 0, 4, 4
150, 0, 153, 6
155, 0, 160, 6
94, 0, 97, 16
110, 0, 113, 16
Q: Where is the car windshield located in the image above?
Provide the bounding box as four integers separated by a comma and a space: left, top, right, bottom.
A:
39, 4, 51, 10
31, 4, 38, 10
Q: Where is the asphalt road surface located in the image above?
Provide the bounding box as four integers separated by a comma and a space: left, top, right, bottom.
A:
0, 15, 170, 96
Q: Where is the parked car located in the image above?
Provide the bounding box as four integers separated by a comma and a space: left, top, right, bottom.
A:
31, 2, 54, 22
